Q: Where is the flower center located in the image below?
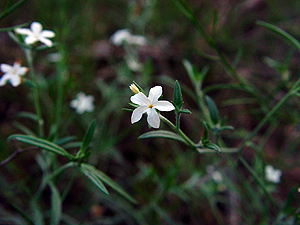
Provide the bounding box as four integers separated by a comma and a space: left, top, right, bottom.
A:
148, 104, 153, 108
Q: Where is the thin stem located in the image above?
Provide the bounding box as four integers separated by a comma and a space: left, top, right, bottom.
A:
237, 79, 300, 153
160, 115, 196, 148
24, 48, 44, 137
239, 156, 279, 212
0, 146, 38, 166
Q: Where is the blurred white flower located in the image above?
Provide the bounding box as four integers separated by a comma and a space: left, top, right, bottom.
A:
0, 60, 29, 87
47, 52, 62, 62
110, 29, 146, 46
110, 29, 131, 46
265, 165, 282, 183
212, 171, 223, 183
126, 57, 143, 71
70, 92, 94, 114
130, 86, 174, 128
15, 22, 55, 47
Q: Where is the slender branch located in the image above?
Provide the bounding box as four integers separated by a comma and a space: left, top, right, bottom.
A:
0, 142, 38, 166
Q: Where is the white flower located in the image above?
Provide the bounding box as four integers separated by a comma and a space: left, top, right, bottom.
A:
15, 22, 55, 47
130, 86, 174, 128
70, 92, 95, 114
110, 29, 147, 46
110, 29, 132, 46
0, 60, 29, 87
265, 165, 282, 183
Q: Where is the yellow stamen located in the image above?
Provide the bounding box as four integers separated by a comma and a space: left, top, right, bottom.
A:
149, 104, 153, 108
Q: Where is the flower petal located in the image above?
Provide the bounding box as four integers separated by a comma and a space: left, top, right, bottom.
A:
131, 106, 148, 124
40, 30, 55, 38
15, 28, 32, 36
31, 22, 43, 34
147, 108, 160, 128
130, 92, 150, 106
148, 86, 162, 104
24, 36, 38, 45
153, 100, 175, 111
9, 75, 21, 87
1, 64, 12, 73
16, 67, 29, 76
0, 74, 10, 86
38, 37, 53, 47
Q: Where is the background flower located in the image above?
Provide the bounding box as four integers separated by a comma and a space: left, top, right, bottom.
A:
265, 165, 282, 183
15, 21, 55, 47
0, 60, 28, 87
70, 92, 95, 114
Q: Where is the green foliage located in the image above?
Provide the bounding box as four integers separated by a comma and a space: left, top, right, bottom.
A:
1, 0, 300, 224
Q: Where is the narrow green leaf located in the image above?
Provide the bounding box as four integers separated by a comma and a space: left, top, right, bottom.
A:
16, 111, 39, 122
81, 164, 137, 204
202, 122, 209, 141
79, 165, 109, 195
205, 95, 220, 125
0, 0, 28, 21
173, 80, 183, 110
55, 136, 76, 146
204, 143, 220, 153
179, 109, 192, 114
257, 21, 300, 53
30, 202, 45, 225
8, 134, 72, 159
49, 182, 62, 225
13, 122, 36, 136
139, 130, 186, 143
78, 119, 96, 156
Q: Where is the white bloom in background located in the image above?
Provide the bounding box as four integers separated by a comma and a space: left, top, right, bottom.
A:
130, 86, 174, 128
129, 35, 147, 45
47, 52, 62, 62
126, 57, 143, 72
110, 29, 147, 46
70, 92, 95, 114
15, 22, 55, 47
212, 171, 223, 183
110, 29, 132, 46
265, 165, 282, 183
0, 60, 29, 87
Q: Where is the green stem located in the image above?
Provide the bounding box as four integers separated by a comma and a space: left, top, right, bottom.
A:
172, 0, 268, 113
237, 79, 300, 153
160, 115, 196, 148
53, 47, 66, 139
24, 48, 44, 137
239, 156, 279, 212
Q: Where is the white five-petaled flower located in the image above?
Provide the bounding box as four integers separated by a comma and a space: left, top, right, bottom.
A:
70, 92, 95, 114
265, 165, 282, 183
15, 22, 55, 47
130, 86, 174, 128
0, 60, 29, 87
110, 29, 147, 46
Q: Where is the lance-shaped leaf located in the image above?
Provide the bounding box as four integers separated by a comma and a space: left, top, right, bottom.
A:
8, 134, 72, 159
205, 95, 220, 125
139, 130, 186, 144
78, 164, 109, 195
80, 164, 137, 204
49, 182, 62, 225
77, 119, 96, 156
257, 21, 300, 53
173, 80, 183, 111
